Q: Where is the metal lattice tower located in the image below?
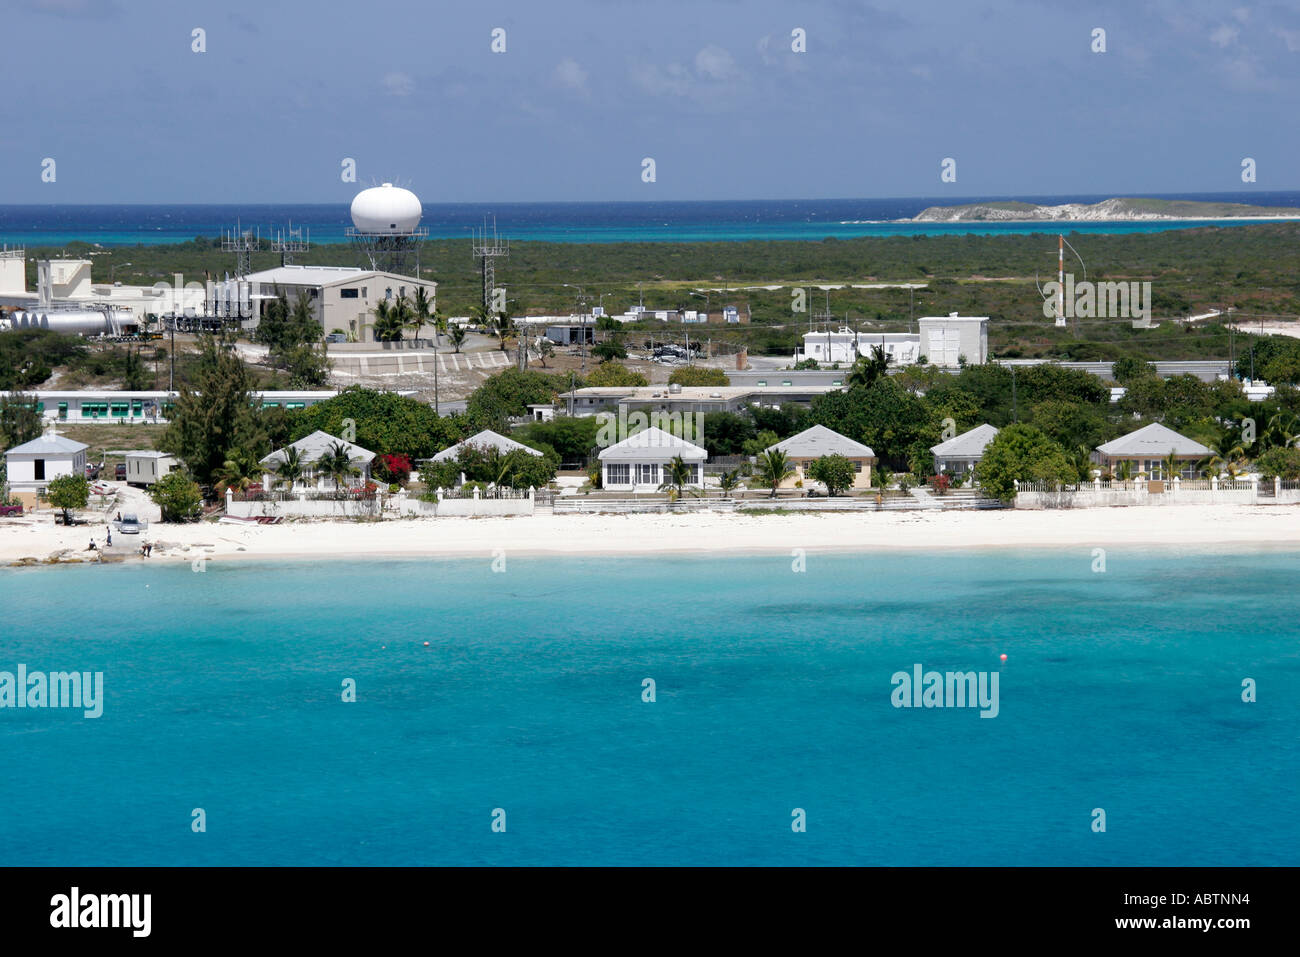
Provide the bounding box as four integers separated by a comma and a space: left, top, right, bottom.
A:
472, 218, 509, 311
271, 222, 310, 266
221, 222, 261, 278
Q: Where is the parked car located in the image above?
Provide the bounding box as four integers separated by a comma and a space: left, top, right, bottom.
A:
116, 513, 146, 534
0, 504, 23, 517
325, 332, 347, 343
115, 463, 127, 481
85, 463, 101, 480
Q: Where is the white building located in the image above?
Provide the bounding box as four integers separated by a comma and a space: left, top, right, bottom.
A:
259, 430, 375, 493
124, 451, 179, 487
4, 434, 89, 507
930, 423, 999, 474
0, 390, 357, 425
431, 429, 544, 462
597, 426, 708, 492
794, 314, 989, 369
243, 264, 437, 343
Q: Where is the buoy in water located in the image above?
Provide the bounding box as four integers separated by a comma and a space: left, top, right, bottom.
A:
423, 641, 430, 647
1000, 653, 1008, 661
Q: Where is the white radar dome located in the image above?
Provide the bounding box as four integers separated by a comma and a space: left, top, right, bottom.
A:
350, 183, 423, 234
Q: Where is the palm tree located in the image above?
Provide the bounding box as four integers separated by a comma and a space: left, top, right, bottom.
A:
1264, 411, 1299, 451
372, 300, 404, 342
658, 455, 696, 502
1162, 449, 1181, 482
847, 345, 891, 388
1200, 431, 1245, 478
1114, 459, 1133, 483
447, 324, 467, 353
755, 449, 796, 498
214, 447, 262, 494
1069, 444, 1094, 483
492, 311, 513, 352
717, 468, 741, 499
319, 441, 359, 495
273, 445, 304, 492
411, 287, 433, 343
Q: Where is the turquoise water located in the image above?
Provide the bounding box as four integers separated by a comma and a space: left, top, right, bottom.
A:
4, 195, 1299, 246
0, 549, 1296, 866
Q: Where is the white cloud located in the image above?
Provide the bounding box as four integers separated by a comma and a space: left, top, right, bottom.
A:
1232, 7, 1250, 24
632, 62, 692, 97
694, 45, 737, 81
1276, 27, 1300, 52
554, 57, 589, 95
383, 72, 414, 97
1210, 25, 1239, 47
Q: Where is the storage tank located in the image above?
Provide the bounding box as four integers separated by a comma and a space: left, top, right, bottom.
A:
350, 183, 423, 234
11, 309, 114, 335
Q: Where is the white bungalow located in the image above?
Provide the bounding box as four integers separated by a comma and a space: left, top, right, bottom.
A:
1095, 423, 1211, 480
3, 434, 89, 508
431, 429, 544, 462
764, 424, 876, 490
598, 426, 707, 492
931, 423, 999, 474
260, 430, 375, 493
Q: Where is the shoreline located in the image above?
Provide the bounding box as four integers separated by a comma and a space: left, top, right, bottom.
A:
4, 505, 1299, 568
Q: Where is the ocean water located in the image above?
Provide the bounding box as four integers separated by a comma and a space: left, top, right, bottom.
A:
2, 192, 1299, 246
0, 548, 1296, 867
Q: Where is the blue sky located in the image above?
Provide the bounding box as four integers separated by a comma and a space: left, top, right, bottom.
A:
2, 0, 1297, 203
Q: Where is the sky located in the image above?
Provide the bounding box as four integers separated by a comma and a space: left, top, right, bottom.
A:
1, 0, 1297, 203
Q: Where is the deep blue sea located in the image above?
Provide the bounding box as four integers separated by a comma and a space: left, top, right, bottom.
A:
2, 193, 1298, 246
0, 548, 1295, 866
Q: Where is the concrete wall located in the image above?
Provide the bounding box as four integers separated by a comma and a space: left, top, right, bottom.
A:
1016, 479, 1260, 509
398, 496, 533, 517
226, 498, 380, 518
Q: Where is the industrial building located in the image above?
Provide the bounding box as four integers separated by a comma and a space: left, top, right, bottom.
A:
794, 314, 989, 368
242, 264, 436, 343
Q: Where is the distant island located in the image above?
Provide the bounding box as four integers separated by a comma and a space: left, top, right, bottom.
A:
911, 197, 1300, 222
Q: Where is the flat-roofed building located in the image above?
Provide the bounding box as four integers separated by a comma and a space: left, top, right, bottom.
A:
243, 265, 436, 343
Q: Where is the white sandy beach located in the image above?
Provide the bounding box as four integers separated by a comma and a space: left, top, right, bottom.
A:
2, 505, 1298, 566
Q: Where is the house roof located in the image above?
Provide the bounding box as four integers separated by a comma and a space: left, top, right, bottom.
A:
931, 423, 1000, 458
260, 430, 375, 467
766, 424, 875, 459
5, 434, 89, 456
431, 430, 544, 461
598, 426, 708, 461
1096, 423, 1211, 457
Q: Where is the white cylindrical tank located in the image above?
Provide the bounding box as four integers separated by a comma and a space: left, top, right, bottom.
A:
350, 183, 422, 234
12, 310, 113, 335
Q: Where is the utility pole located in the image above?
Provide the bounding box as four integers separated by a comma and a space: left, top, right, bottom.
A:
433, 343, 439, 416
1011, 366, 1018, 423
168, 319, 175, 392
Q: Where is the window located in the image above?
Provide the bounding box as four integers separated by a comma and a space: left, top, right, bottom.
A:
781, 380, 792, 386
57, 402, 67, 419
310, 288, 319, 298
263, 401, 280, 408
756, 380, 767, 387
853, 461, 863, 473
111, 402, 129, 417
340, 288, 359, 299
636, 463, 658, 484
385, 288, 393, 300
361, 288, 367, 299
607, 464, 629, 485
286, 402, 306, 410
832, 379, 842, 386
131, 400, 143, 416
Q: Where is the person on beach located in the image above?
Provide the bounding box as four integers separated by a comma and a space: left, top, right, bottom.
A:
87, 538, 96, 551
106, 529, 113, 547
